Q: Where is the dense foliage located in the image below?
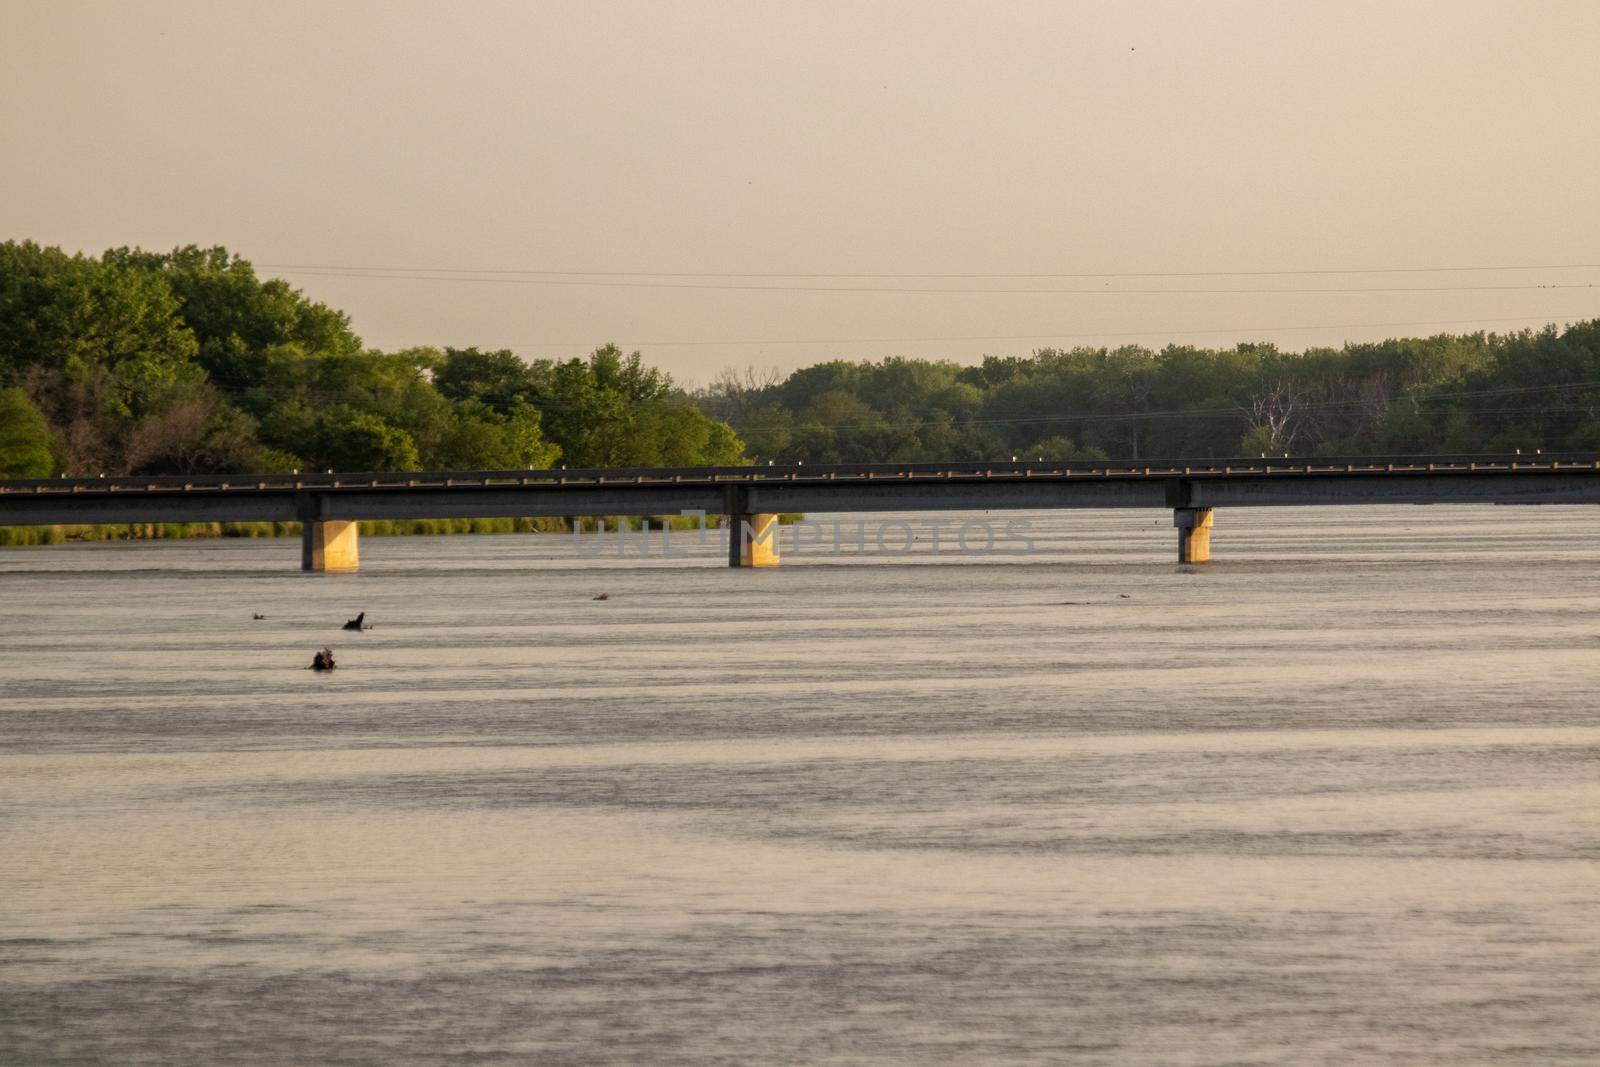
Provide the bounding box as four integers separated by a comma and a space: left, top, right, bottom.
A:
697, 324, 1600, 462
0, 242, 742, 477
4, 240, 1598, 477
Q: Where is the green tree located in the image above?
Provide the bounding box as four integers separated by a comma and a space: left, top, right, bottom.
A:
525, 345, 742, 467
0, 241, 200, 413
0, 242, 206, 473
10, 240, 1600, 480
433, 347, 539, 413
0, 387, 56, 477
735, 402, 795, 461
1019, 435, 1108, 462
104, 245, 361, 387
426, 401, 561, 470
627, 402, 745, 466
501, 404, 563, 468
305, 406, 420, 472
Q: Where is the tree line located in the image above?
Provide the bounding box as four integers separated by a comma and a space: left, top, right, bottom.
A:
696, 323, 1600, 462
3, 240, 1598, 479
0, 242, 741, 478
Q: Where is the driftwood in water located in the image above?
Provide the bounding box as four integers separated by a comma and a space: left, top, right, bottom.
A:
343, 612, 366, 631
592, 593, 610, 601
310, 647, 337, 671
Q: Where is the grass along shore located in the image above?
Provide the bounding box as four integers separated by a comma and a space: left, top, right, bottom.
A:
0, 513, 799, 547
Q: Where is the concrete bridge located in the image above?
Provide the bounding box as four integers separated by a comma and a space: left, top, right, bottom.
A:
4, 455, 1600, 570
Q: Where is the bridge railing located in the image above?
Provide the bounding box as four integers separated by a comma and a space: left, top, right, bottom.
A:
4, 453, 1600, 496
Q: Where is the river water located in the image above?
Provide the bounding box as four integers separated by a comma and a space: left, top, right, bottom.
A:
2, 506, 1597, 1064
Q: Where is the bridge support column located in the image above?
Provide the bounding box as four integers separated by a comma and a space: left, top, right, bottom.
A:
728, 513, 781, 568
301, 519, 360, 572
1174, 507, 1213, 564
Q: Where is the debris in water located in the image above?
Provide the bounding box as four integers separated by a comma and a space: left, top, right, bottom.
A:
343, 612, 366, 631
310, 648, 337, 671
252, 613, 266, 620
592, 593, 611, 601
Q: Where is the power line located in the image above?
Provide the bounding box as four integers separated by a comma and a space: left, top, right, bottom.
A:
260, 267, 1598, 297
193, 319, 1600, 414
728, 403, 1600, 436
721, 379, 1600, 434
194, 370, 1600, 434
257, 260, 1600, 280
366, 312, 1599, 350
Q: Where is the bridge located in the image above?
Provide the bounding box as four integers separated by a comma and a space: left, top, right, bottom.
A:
4, 455, 1600, 570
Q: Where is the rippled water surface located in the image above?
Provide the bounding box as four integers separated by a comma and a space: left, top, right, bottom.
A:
3, 507, 1598, 1064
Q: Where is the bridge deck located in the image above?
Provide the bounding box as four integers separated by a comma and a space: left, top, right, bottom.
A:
3, 456, 1600, 527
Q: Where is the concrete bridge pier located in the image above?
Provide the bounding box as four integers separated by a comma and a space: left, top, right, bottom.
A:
723, 485, 780, 568
302, 519, 360, 572
1175, 507, 1213, 564
728, 512, 781, 568
298, 492, 359, 572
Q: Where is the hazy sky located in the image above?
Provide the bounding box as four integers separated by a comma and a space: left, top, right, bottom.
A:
3, 0, 1598, 382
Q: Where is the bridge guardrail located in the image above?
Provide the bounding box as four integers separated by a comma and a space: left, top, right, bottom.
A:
5, 455, 1600, 496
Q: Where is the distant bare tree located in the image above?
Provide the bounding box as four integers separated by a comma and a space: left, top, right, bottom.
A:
124, 384, 260, 474
125, 388, 219, 473
1240, 377, 1304, 452
22, 364, 121, 475
698, 364, 784, 422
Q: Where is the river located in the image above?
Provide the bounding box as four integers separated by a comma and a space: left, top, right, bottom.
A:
2, 506, 1597, 1064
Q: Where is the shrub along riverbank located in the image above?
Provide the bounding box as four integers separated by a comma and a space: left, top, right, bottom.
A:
0, 513, 795, 547
0, 518, 557, 546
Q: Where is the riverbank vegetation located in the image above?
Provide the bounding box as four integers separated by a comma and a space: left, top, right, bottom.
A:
4, 240, 1599, 487
695, 321, 1600, 462
0, 513, 731, 547
0, 241, 741, 480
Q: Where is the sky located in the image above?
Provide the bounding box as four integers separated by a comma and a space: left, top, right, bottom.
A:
3, 0, 1598, 383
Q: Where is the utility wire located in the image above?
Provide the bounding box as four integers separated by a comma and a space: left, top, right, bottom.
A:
257, 260, 1600, 280
726, 382, 1600, 435
365, 312, 1599, 350
194, 373, 1600, 433
260, 267, 1598, 297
